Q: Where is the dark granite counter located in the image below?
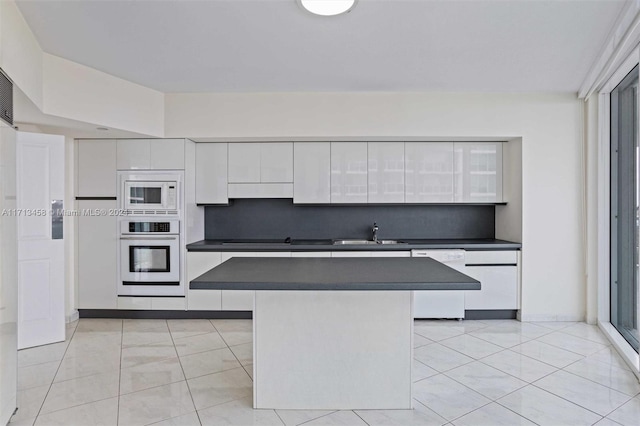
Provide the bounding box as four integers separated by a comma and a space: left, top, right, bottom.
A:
186, 238, 521, 252
190, 257, 481, 291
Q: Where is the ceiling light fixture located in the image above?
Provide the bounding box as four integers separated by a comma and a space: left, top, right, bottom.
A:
96, 127, 109, 131
298, 0, 357, 16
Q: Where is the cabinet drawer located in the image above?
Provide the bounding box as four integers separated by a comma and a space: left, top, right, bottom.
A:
117, 297, 152, 310
465, 250, 517, 265
151, 297, 185, 311
188, 290, 222, 310
222, 290, 254, 311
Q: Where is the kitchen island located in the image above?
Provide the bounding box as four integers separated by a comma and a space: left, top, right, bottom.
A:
191, 257, 480, 410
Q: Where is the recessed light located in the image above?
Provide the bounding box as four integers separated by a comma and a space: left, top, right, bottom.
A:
298, 0, 357, 16
96, 127, 109, 131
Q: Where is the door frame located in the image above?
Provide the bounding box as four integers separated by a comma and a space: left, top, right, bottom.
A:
597, 47, 640, 376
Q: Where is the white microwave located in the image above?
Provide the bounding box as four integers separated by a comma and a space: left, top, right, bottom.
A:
120, 172, 181, 211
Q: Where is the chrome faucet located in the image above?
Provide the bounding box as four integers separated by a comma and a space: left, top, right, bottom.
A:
372, 222, 379, 243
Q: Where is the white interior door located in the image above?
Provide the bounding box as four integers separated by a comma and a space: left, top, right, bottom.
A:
16, 132, 65, 349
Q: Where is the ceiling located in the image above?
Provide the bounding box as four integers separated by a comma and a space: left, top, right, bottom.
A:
16, 0, 628, 94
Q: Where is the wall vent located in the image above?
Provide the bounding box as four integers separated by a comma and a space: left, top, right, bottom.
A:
0, 69, 12, 126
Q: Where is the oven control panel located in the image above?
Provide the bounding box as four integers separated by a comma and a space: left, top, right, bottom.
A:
129, 222, 170, 233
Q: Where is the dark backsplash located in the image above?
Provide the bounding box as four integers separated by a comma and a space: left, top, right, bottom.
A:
204, 199, 495, 240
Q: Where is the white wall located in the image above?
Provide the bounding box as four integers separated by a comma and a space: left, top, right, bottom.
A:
0, 1, 43, 110
166, 92, 585, 321
42, 54, 165, 138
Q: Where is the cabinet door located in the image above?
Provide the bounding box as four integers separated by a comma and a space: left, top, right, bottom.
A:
405, 142, 454, 202
368, 142, 404, 203
220, 252, 291, 310
77, 139, 117, 197
150, 139, 185, 170
294, 142, 330, 204
291, 252, 331, 257
261, 142, 293, 183
196, 143, 228, 204
77, 200, 117, 309
187, 252, 222, 310
331, 251, 372, 257
117, 139, 151, 170
331, 142, 368, 203
464, 265, 518, 310
228, 143, 260, 183
454, 142, 503, 202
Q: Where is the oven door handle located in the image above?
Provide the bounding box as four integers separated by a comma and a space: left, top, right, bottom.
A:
119, 236, 178, 240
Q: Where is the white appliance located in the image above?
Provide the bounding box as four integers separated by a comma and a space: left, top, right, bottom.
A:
118, 218, 182, 296
119, 171, 181, 213
412, 249, 466, 319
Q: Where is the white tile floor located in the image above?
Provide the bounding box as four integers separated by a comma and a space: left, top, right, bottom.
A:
9, 319, 640, 426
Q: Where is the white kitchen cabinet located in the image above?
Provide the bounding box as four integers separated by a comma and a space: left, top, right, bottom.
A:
228, 142, 293, 184
331, 142, 368, 203
196, 143, 228, 204
117, 139, 185, 170
294, 142, 331, 204
117, 297, 186, 310
261, 142, 293, 182
220, 252, 291, 310
77, 200, 117, 309
117, 297, 151, 310
463, 250, 518, 310
405, 142, 454, 203
187, 251, 223, 310
228, 143, 261, 183
77, 139, 117, 197
227, 183, 293, 198
368, 142, 404, 203
454, 142, 503, 202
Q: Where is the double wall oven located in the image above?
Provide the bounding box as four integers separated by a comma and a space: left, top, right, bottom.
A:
117, 171, 184, 297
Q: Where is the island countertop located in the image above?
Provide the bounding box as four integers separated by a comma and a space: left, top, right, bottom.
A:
190, 257, 480, 291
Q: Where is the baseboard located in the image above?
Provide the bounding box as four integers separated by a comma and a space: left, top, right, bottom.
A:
465, 310, 517, 320
519, 314, 585, 322
66, 310, 79, 323
78, 309, 252, 319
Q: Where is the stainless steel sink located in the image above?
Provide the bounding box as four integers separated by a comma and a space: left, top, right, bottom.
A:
332, 239, 406, 245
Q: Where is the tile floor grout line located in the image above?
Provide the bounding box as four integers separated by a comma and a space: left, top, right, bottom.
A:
167, 322, 204, 426
351, 409, 371, 425
30, 319, 79, 423
559, 359, 640, 397
116, 318, 125, 426
271, 407, 287, 426
211, 321, 254, 382
296, 410, 339, 426
527, 381, 623, 419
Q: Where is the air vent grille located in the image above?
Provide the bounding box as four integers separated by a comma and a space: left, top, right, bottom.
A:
0, 69, 13, 126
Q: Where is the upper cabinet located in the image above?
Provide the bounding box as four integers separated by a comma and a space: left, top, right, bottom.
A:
116, 139, 185, 170
196, 143, 228, 204
228, 142, 293, 183
453, 142, 503, 202
368, 142, 404, 203
191, 141, 504, 205
405, 143, 454, 203
77, 139, 117, 197
331, 142, 368, 203
294, 142, 331, 204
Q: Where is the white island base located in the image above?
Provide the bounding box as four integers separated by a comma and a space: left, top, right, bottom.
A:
253, 290, 413, 410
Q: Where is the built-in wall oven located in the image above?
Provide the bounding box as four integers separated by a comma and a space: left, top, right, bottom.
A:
118, 219, 183, 296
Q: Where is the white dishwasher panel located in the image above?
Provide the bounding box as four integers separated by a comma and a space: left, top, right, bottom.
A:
412, 250, 465, 319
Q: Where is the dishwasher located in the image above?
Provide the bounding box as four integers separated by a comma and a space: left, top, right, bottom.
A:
412, 249, 466, 320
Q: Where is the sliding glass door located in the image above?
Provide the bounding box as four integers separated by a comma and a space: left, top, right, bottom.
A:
610, 65, 639, 352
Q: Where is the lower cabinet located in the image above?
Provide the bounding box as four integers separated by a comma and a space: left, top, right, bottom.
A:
117, 297, 186, 310
219, 252, 291, 311
187, 252, 223, 310
77, 200, 117, 309
463, 251, 519, 310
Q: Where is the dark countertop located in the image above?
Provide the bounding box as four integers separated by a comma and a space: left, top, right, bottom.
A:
186, 238, 521, 252
190, 257, 481, 291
